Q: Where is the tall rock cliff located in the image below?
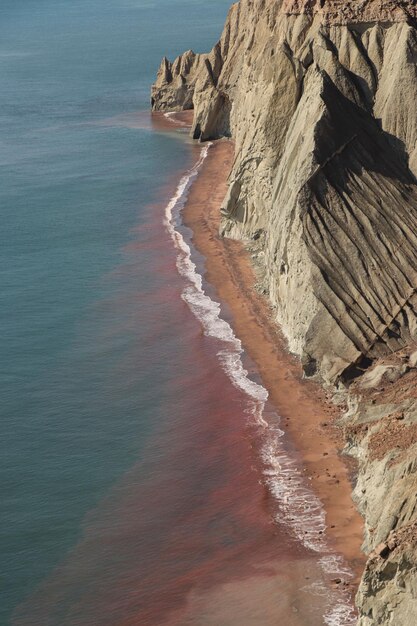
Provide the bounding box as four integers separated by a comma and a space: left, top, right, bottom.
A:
152, 0, 417, 385
152, 0, 417, 622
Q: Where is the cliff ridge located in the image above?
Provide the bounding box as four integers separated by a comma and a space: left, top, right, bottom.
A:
151, 0, 417, 622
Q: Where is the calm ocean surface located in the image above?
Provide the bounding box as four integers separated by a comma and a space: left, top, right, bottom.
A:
1, 2, 357, 625
1, 1, 230, 623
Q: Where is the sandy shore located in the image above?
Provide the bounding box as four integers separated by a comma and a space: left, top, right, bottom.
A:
152, 109, 365, 589
176, 135, 365, 582
151, 110, 194, 132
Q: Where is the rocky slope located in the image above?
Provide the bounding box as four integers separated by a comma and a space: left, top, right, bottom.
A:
342, 346, 417, 624
152, 0, 417, 622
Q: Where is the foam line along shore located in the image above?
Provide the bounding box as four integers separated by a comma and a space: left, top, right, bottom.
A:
157, 112, 366, 623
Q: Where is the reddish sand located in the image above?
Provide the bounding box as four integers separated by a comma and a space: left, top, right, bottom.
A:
13, 111, 365, 626
151, 109, 194, 132
12, 125, 332, 626
160, 119, 366, 584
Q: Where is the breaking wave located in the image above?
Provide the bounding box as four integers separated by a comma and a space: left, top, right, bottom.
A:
164, 144, 357, 626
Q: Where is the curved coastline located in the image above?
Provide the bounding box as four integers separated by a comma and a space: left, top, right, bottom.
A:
156, 111, 365, 624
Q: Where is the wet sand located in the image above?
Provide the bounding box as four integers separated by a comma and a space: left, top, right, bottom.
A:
174, 131, 365, 583
13, 113, 365, 626
12, 127, 336, 626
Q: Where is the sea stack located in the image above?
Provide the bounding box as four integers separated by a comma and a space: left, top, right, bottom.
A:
152, 0, 417, 623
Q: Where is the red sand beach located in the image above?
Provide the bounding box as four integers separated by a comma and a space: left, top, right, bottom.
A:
179, 134, 365, 575
14, 112, 364, 626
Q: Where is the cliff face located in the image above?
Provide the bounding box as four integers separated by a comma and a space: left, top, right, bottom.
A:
152, 0, 417, 622
342, 345, 417, 624
153, 0, 417, 385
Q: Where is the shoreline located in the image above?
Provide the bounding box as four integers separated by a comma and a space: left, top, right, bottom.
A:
164, 125, 365, 582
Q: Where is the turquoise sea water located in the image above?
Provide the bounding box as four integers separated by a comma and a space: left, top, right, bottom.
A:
1, 2, 359, 624
1, 2, 231, 623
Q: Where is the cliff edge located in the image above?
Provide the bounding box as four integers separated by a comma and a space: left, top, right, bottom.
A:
152, 0, 417, 622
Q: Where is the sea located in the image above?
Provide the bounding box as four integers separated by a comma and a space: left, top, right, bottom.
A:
1, 1, 356, 625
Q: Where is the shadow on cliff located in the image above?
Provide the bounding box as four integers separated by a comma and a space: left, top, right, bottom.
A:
301, 74, 417, 383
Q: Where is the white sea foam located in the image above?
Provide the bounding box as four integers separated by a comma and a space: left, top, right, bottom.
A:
320, 554, 354, 578
163, 111, 189, 127
163, 144, 268, 413
164, 145, 357, 626
261, 435, 327, 552
325, 602, 357, 626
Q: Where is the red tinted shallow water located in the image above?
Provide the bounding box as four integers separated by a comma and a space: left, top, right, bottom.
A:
14, 149, 344, 626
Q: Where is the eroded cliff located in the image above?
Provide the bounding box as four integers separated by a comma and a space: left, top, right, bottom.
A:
153, 0, 417, 385
152, 0, 417, 622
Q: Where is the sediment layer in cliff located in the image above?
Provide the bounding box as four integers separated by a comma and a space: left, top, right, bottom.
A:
282, 0, 417, 23
152, 0, 417, 386
152, 0, 417, 622
342, 345, 417, 625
